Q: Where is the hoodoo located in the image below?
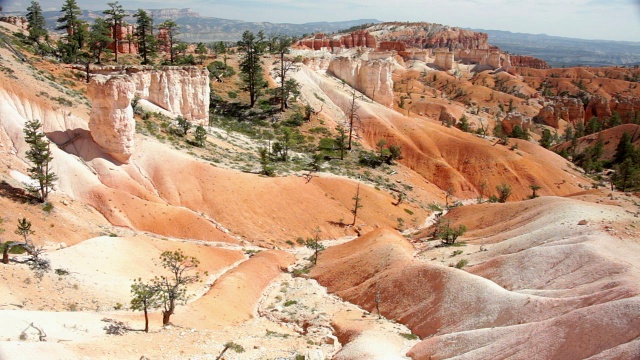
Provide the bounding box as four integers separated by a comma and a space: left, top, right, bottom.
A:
87, 75, 136, 163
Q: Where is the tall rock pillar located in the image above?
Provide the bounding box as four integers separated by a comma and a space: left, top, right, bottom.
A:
87, 75, 136, 163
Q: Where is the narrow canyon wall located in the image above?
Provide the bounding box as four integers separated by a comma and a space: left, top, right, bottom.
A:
129, 66, 210, 125
87, 75, 136, 163
327, 57, 394, 108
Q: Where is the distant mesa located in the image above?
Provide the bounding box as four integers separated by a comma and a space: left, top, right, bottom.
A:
294, 23, 550, 71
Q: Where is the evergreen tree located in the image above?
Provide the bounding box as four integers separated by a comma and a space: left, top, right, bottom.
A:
158, 20, 180, 64
237, 30, 267, 107
335, 125, 347, 160
23, 120, 57, 203
612, 158, 638, 192
134, 9, 156, 65
88, 18, 112, 64
614, 132, 635, 165
586, 117, 602, 135
104, 1, 125, 63
130, 278, 160, 333
194, 125, 207, 147
26, 1, 47, 45
608, 111, 622, 128
152, 250, 204, 326
195, 42, 207, 64
564, 126, 574, 142
539, 128, 553, 149
271, 35, 298, 112
511, 124, 530, 140
56, 0, 85, 61
575, 121, 586, 138
458, 114, 470, 132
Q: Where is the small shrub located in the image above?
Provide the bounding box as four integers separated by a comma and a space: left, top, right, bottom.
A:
284, 300, 298, 307
455, 259, 469, 269
42, 202, 53, 213
285, 240, 295, 246
224, 341, 245, 353
451, 250, 463, 257
55, 268, 69, 276
114, 303, 123, 310
400, 333, 418, 340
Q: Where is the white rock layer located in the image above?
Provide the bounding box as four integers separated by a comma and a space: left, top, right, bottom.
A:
327, 57, 394, 108
130, 67, 210, 125
87, 75, 136, 164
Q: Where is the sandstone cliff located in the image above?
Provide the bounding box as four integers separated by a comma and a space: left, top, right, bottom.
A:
535, 97, 585, 127
87, 75, 136, 163
129, 66, 210, 125
327, 57, 394, 108
508, 55, 550, 69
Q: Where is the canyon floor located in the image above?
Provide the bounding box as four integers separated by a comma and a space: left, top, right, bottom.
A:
1, 20, 640, 359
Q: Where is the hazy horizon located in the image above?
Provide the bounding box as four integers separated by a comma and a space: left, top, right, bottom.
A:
1, 0, 639, 42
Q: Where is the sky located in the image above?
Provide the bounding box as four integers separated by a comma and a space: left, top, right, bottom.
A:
1, 0, 640, 42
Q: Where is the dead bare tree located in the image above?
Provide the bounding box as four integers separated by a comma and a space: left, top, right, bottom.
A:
347, 90, 362, 150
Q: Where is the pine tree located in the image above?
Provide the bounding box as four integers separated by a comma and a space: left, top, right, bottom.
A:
104, 1, 125, 63
26, 1, 47, 45
23, 120, 57, 203
195, 42, 207, 64
614, 132, 635, 165
194, 125, 207, 147
130, 278, 160, 332
56, 0, 85, 61
458, 114, 470, 132
134, 9, 156, 65
335, 125, 347, 160
271, 35, 297, 112
539, 128, 553, 149
237, 31, 267, 107
88, 18, 112, 64
158, 20, 180, 64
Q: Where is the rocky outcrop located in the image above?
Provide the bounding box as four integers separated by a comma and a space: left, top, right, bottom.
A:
586, 96, 612, 120
87, 75, 136, 163
378, 41, 407, 52
327, 57, 394, 108
0, 16, 27, 30
611, 95, 640, 123
297, 31, 377, 51
435, 51, 454, 70
501, 111, 531, 134
534, 97, 585, 127
129, 66, 210, 125
454, 49, 508, 68
369, 23, 490, 50
509, 55, 550, 69
108, 23, 139, 54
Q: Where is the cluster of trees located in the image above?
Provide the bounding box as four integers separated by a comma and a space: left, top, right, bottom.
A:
236, 31, 300, 111
23, 0, 198, 65
611, 132, 640, 191
130, 250, 205, 332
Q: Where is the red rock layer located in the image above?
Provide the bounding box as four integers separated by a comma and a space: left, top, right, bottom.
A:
510, 55, 550, 69
108, 23, 140, 54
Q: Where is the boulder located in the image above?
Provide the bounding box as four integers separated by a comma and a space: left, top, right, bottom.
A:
87, 75, 136, 163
